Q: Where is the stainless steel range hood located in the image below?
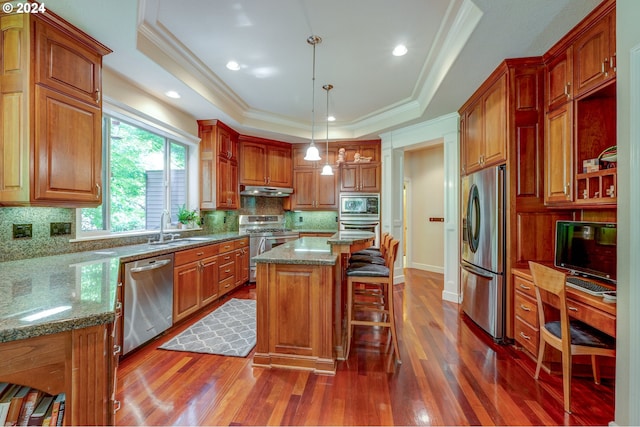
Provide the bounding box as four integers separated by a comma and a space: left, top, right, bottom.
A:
239, 185, 294, 197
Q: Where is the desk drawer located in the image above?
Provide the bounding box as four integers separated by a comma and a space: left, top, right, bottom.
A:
515, 292, 538, 326
514, 276, 535, 298
567, 297, 616, 338
514, 317, 539, 356
174, 244, 219, 265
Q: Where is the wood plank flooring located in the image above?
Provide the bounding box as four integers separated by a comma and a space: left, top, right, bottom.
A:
116, 268, 615, 425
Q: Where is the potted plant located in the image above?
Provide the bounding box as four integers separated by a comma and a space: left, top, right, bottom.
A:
187, 209, 200, 228
177, 204, 192, 229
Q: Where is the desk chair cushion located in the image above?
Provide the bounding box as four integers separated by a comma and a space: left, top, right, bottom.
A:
346, 264, 390, 277
352, 248, 382, 257
349, 254, 385, 264
545, 320, 616, 349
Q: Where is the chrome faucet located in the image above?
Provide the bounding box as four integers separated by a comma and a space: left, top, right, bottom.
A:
159, 209, 169, 243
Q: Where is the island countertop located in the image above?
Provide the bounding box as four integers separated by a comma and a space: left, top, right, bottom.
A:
0, 232, 243, 343
326, 230, 376, 246
253, 237, 337, 265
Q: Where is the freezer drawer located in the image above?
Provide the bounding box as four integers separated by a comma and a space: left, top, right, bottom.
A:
460, 262, 505, 341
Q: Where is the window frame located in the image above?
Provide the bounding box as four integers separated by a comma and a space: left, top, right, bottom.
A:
73, 105, 200, 242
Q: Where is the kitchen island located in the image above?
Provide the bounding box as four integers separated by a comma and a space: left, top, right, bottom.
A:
253, 232, 375, 374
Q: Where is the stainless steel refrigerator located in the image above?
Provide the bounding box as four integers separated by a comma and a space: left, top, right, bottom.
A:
460, 166, 506, 342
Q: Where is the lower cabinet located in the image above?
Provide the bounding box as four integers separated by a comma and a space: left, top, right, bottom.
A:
173, 237, 250, 323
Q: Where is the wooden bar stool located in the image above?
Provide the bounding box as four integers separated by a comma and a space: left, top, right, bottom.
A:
345, 239, 401, 364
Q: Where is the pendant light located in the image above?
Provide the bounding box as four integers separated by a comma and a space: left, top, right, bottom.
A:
321, 84, 334, 176
304, 35, 322, 161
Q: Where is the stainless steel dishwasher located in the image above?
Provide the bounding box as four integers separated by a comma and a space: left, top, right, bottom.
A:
123, 253, 174, 355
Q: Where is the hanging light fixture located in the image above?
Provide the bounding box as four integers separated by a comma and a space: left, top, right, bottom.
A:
304, 35, 322, 161
321, 84, 334, 176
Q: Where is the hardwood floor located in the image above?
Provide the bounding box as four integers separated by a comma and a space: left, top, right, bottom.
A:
116, 268, 615, 426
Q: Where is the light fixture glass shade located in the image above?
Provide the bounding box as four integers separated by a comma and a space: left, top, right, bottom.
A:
304, 143, 321, 161
321, 163, 333, 175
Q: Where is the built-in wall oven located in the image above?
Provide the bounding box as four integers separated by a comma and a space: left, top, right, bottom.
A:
339, 194, 381, 247
239, 215, 300, 282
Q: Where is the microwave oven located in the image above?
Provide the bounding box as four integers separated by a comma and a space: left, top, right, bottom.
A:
339, 194, 380, 219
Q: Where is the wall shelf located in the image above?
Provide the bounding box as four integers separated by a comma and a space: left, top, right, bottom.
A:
575, 168, 617, 205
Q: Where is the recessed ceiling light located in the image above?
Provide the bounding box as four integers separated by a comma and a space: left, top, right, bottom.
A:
328, 116, 336, 122
392, 44, 408, 57
165, 90, 181, 99
226, 60, 241, 71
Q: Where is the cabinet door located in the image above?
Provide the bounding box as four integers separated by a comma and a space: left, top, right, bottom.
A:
291, 169, 315, 209
545, 103, 573, 204
199, 124, 216, 210
217, 126, 233, 159
234, 248, 250, 288
173, 262, 201, 322
573, 14, 613, 96
34, 18, 102, 106
239, 142, 267, 185
200, 256, 219, 306
339, 164, 358, 192
33, 86, 102, 205
217, 157, 238, 209
482, 73, 507, 167
358, 163, 381, 193
463, 100, 483, 174
292, 146, 318, 169
546, 47, 573, 110
266, 145, 292, 187
316, 169, 338, 209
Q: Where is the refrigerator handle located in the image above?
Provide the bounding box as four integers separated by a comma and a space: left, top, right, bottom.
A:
461, 263, 495, 281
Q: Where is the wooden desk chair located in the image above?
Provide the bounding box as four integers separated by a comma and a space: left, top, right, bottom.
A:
528, 262, 616, 413
346, 239, 401, 364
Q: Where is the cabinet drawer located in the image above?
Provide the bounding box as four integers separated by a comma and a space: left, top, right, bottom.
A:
219, 241, 235, 253
219, 261, 235, 281
175, 244, 219, 266
567, 297, 616, 338
219, 276, 235, 296
514, 317, 539, 356
515, 292, 538, 326
514, 276, 536, 298
218, 251, 234, 264
235, 237, 249, 249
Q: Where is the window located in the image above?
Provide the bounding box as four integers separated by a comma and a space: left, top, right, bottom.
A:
79, 115, 189, 237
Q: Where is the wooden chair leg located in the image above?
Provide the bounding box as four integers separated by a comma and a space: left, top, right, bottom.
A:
346, 278, 353, 359
562, 348, 572, 414
386, 283, 401, 364
591, 354, 601, 384
534, 338, 545, 380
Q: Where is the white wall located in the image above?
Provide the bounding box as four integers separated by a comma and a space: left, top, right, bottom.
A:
405, 145, 445, 273
614, 1, 640, 425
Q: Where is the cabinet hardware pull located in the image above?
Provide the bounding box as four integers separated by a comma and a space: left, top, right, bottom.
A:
115, 301, 123, 314
564, 82, 570, 97
96, 183, 101, 199
519, 284, 531, 290
519, 331, 531, 340
196, 251, 204, 256
519, 304, 531, 312
113, 344, 121, 356
568, 306, 578, 312
113, 400, 121, 413
95, 89, 101, 103
611, 53, 616, 72
225, 269, 231, 273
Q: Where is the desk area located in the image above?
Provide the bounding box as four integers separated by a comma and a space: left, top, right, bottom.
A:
512, 267, 616, 372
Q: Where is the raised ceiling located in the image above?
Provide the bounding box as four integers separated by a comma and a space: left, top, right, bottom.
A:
49, 0, 600, 142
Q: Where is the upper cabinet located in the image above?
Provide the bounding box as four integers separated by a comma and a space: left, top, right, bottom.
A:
290, 146, 338, 210
337, 140, 381, 193
239, 136, 292, 187
543, 0, 616, 207
198, 120, 240, 210
459, 72, 507, 175
0, 8, 111, 206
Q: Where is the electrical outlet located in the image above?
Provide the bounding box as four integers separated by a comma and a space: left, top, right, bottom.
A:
223, 216, 227, 224
13, 224, 32, 239
50, 222, 72, 236
299, 216, 303, 222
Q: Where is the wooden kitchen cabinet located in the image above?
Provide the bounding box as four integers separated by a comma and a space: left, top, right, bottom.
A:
291, 146, 338, 210
459, 71, 507, 175
198, 120, 240, 210
173, 243, 220, 323
573, 7, 616, 97
0, 9, 111, 206
234, 238, 250, 288
335, 140, 381, 193
239, 137, 292, 187
546, 46, 573, 111
544, 102, 574, 204
0, 323, 116, 426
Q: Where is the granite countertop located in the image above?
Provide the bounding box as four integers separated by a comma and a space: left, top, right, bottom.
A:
253, 237, 338, 266
326, 230, 376, 245
0, 232, 243, 343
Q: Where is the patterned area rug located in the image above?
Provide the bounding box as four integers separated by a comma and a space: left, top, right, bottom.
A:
159, 298, 256, 357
